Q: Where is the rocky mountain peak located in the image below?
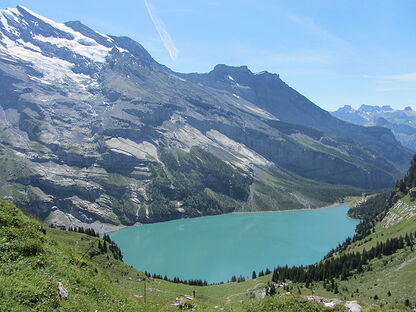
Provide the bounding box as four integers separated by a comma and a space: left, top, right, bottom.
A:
337, 105, 355, 113
109, 36, 156, 65
358, 104, 380, 113
209, 64, 281, 85
212, 64, 250, 73
333, 104, 416, 151
358, 104, 394, 113
209, 64, 253, 84
64, 20, 114, 48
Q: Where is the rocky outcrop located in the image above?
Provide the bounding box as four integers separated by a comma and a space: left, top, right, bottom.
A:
382, 199, 416, 228
307, 296, 361, 312
57, 282, 68, 300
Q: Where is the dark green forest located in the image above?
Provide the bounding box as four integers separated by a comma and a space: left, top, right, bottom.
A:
143, 147, 252, 222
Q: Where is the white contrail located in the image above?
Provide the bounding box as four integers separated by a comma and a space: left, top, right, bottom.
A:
144, 0, 179, 60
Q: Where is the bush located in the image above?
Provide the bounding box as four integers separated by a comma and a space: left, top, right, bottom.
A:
178, 302, 194, 310
18, 239, 44, 256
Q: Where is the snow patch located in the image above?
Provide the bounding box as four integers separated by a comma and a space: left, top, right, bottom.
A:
115, 46, 128, 53
96, 31, 114, 43
0, 34, 90, 84
0, 10, 21, 36
17, 6, 75, 36
235, 82, 250, 89
227, 75, 235, 81
0, 11, 12, 33
4, 8, 23, 21
29, 75, 53, 85
6, 6, 112, 63
16, 39, 41, 52
34, 34, 110, 63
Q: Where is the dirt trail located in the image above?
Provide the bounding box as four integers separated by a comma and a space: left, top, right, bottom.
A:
394, 255, 416, 272
225, 283, 265, 303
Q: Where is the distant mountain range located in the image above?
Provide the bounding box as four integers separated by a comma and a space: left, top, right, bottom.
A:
0, 6, 412, 228
332, 105, 416, 151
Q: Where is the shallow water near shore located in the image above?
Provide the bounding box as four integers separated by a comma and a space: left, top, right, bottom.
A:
110, 203, 358, 283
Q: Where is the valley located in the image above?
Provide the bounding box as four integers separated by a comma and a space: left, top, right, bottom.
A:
0, 4, 415, 312
0, 6, 411, 230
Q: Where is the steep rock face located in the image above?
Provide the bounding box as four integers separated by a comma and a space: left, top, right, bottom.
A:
183, 66, 411, 167
0, 6, 410, 227
333, 104, 416, 151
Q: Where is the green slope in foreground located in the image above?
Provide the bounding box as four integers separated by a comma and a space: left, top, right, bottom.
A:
275, 195, 416, 312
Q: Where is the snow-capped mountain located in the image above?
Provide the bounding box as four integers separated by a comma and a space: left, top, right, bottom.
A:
333, 105, 416, 151
0, 6, 411, 230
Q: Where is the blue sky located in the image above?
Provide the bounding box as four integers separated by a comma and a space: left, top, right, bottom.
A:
2, 0, 416, 111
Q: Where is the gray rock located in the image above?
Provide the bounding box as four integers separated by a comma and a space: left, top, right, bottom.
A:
345, 301, 362, 312
57, 282, 68, 300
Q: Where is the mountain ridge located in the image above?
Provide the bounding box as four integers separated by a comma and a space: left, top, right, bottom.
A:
0, 6, 411, 228
182, 65, 410, 169
333, 104, 416, 151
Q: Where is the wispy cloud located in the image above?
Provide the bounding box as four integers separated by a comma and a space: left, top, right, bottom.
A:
377, 87, 416, 92
383, 73, 416, 81
284, 12, 349, 49
364, 72, 416, 82
364, 73, 416, 93
144, 0, 179, 60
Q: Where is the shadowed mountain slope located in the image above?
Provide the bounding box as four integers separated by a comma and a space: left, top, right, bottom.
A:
0, 6, 411, 228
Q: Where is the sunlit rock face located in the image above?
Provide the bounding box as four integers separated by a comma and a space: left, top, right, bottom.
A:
0, 6, 411, 227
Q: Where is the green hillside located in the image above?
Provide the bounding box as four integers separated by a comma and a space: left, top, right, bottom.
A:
1, 157, 416, 311
271, 200, 416, 311
268, 157, 416, 311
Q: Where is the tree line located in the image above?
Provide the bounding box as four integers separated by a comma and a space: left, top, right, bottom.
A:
101, 233, 123, 260
87, 233, 124, 261
271, 232, 415, 284
143, 272, 209, 286
142, 270, 274, 286
50, 224, 100, 237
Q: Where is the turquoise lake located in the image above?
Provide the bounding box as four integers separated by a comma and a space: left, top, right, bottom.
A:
110, 204, 358, 284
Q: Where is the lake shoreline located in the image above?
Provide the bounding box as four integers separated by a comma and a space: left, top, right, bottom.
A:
233, 202, 343, 215
110, 202, 358, 284
105, 202, 350, 234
